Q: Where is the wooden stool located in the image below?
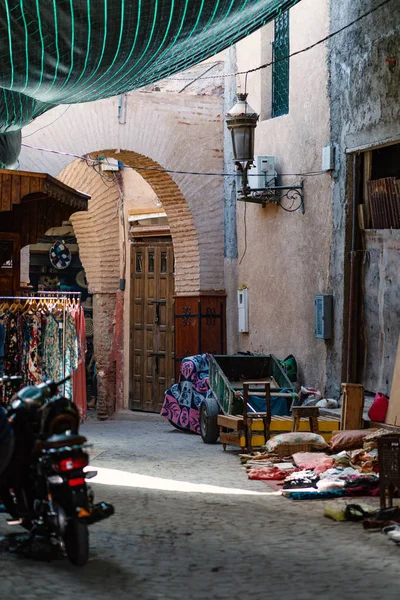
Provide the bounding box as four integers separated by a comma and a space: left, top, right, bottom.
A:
291, 406, 320, 434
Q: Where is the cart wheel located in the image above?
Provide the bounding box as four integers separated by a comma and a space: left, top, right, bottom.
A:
200, 397, 220, 444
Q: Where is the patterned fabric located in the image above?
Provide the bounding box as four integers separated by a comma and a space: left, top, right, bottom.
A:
26, 313, 42, 385
161, 354, 212, 434
42, 315, 60, 383
3, 313, 22, 376
43, 313, 78, 400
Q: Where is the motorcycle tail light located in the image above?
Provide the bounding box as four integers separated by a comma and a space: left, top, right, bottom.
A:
68, 477, 86, 487
54, 455, 89, 472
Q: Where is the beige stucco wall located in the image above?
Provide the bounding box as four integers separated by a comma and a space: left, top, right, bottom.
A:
234, 0, 333, 389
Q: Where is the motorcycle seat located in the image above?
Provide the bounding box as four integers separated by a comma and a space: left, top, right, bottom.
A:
33, 433, 87, 452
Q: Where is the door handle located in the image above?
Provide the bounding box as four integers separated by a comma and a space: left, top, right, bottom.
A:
154, 300, 166, 325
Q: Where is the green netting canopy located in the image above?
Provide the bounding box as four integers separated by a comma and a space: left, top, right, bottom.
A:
0, 0, 302, 166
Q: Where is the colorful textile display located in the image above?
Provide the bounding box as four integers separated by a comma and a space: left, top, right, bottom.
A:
1, 298, 84, 411
161, 354, 211, 434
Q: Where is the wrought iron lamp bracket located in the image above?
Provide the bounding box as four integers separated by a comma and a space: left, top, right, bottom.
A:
235, 162, 304, 214
237, 183, 304, 214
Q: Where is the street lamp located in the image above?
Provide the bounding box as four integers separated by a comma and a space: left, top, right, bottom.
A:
226, 93, 305, 213
225, 93, 259, 196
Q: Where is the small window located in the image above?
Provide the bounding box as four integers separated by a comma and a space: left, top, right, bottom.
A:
272, 10, 290, 118
161, 252, 167, 273
148, 251, 155, 273
135, 252, 142, 273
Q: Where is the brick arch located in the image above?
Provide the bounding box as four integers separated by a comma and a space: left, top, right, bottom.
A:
93, 149, 200, 295
57, 151, 200, 296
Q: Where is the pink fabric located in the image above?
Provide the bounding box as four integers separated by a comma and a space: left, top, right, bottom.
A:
72, 306, 87, 422
248, 467, 296, 481
292, 452, 334, 474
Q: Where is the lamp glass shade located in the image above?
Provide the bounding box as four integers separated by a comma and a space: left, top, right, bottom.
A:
226, 93, 259, 163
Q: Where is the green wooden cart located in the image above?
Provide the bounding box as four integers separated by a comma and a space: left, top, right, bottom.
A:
200, 354, 297, 446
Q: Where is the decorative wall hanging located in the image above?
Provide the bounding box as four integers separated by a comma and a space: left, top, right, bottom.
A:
49, 241, 72, 270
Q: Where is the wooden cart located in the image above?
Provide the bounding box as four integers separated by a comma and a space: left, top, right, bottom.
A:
200, 354, 297, 450
200, 354, 340, 450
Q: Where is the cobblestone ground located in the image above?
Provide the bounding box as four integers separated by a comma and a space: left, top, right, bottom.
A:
1, 411, 399, 600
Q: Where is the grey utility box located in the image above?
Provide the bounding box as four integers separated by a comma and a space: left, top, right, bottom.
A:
315, 295, 333, 339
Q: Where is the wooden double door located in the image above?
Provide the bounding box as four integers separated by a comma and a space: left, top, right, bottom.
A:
130, 239, 175, 412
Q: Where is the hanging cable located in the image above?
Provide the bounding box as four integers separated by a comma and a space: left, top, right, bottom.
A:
21, 142, 326, 179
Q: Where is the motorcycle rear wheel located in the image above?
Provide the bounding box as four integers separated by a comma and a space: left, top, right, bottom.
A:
64, 519, 89, 566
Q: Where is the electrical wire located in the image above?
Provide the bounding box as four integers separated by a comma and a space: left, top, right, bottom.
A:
22, 105, 71, 139
166, 0, 394, 81
239, 200, 247, 265
21, 142, 326, 179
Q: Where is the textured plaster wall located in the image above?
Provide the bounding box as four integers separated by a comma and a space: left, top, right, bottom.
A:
328, 0, 400, 393
234, 0, 332, 389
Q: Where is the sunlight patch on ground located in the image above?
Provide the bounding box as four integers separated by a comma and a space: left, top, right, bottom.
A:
85, 466, 280, 496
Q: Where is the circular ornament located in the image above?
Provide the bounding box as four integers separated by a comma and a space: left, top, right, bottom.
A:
49, 240, 71, 270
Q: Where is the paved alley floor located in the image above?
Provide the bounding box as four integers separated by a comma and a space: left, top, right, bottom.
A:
1, 411, 399, 600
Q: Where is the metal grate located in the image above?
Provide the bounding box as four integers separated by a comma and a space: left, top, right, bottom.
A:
272, 10, 290, 118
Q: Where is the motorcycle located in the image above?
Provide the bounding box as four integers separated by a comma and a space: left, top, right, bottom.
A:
0, 376, 114, 566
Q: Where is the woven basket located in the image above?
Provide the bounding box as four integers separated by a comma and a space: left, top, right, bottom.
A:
274, 443, 313, 458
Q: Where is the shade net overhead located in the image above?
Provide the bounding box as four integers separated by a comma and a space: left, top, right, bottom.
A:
0, 0, 302, 166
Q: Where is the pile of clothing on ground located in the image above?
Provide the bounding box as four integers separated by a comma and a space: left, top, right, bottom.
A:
241, 428, 400, 545
241, 428, 391, 501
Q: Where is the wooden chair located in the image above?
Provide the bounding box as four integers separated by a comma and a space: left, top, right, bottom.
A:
242, 382, 271, 451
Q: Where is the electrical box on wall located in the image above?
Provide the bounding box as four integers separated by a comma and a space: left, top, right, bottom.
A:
238, 288, 249, 333
247, 156, 276, 189
322, 145, 335, 171
315, 295, 333, 339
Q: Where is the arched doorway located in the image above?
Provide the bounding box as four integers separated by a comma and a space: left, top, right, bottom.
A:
57, 150, 226, 417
